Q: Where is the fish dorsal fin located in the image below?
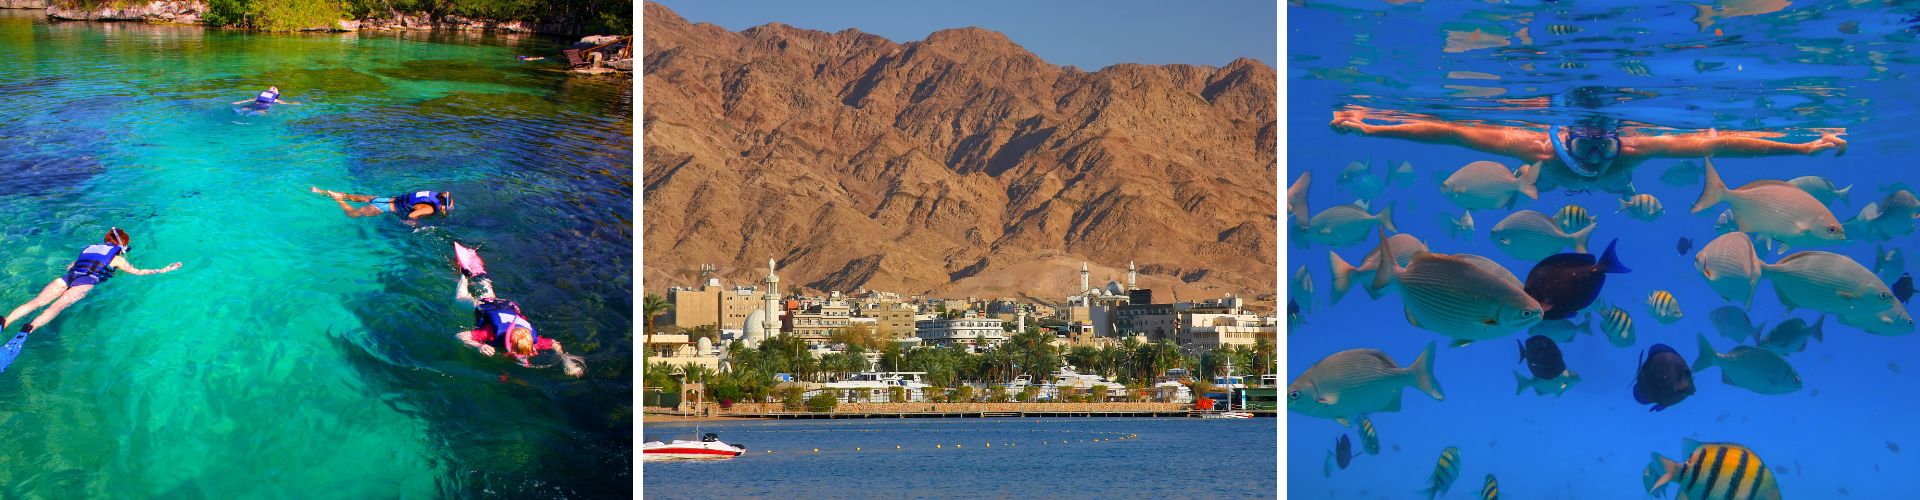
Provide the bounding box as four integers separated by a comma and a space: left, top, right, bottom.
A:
1451, 339, 1475, 348
1681, 438, 1704, 456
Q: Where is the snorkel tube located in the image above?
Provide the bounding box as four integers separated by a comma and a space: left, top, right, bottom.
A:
1549, 124, 1601, 178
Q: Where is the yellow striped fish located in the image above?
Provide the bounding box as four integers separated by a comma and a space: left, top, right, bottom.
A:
1559, 61, 1588, 70
1622, 61, 1652, 77
1547, 24, 1582, 35
1644, 439, 1781, 500
1620, 193, 1666, 220
1555, 204, 1595, 235
1647, 290, 1684, 324
1360, 416, 1380, 455
1419, 446, 1462, 500
1481, 473, 1500, 500
1602, 302, 1636, 347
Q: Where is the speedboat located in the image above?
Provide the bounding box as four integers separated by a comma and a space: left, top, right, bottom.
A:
642, 433, 746, 461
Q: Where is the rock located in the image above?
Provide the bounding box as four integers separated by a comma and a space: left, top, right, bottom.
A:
0, 0, 52, 9
46, 0, 206, 22
334, 19, 358, 31
580, 35, 622, 45
606, 58, 633, 71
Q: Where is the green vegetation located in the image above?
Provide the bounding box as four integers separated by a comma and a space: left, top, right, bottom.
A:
643, 294, 670, 335
781, 385, 806, 411
805, 392, 838, 412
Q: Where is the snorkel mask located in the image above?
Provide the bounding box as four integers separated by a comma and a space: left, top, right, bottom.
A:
1551, 122, 1619, 178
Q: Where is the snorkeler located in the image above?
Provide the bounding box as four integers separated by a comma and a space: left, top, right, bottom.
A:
452, 242, 585, 378
231, 86, 302, 115
1, 228, 182, 371
310, 187, 453, 221
1328, 89, 1847, 195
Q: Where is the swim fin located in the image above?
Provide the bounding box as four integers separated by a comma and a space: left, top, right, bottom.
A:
0, 332, 28, 373
454, 242, 488, 278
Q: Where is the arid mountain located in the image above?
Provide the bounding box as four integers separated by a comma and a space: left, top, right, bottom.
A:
642, 2, 1277, 308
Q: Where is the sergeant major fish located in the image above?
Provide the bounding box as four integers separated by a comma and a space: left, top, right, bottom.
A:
1647, 290, 1684, 324
1418, 447, 1462, 500
1619, 193, 1665, 220
1645, 439, 1782, 500
1555, 204, 1596, 235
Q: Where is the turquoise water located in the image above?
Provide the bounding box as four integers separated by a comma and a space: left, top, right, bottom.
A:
1290, 2, 1920, 498
643, 417, 1278, 499
0, 11, 631, 497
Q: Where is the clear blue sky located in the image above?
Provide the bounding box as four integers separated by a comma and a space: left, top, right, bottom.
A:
648, 0, 1276, 70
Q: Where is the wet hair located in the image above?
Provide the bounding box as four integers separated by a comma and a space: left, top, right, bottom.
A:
439, 192, 454, 212
104, 227, 130, 247
508, 325, 536, 356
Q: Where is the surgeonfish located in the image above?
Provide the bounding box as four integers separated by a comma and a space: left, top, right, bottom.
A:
1340, 161, 1387, 202
1359, 416, 1380, 455
1518, 335, 1567, 380
1694, 334, 1803, 394
1303, 202, 1396, 247
1786, 175, 1852, 206
1600, 302, 1636, 347
1708, 305, 1764, 343
1756, 315, 1824, 355
1528, 313, 1594, 343
1288, 171, 1311, 228
1691, 158, 1845, 253
1442, 160, 1541, 211
1644, 439, 1782, 500
1634, 343, 1695, 411
1695, 232, 1765, 305
1646, 290, 1684, 324
1418, 447, 1463, 500
1491, 210, 1594, 261
1522, 239, 1631, 320
1554, 204, 1596, 235
1326, 434, 1355, 477
1677, 237, 1693, 255
1481, 473, 1500, 500
1371, 228, 1545, 345
1329, 232, 1430, 304
1619, 193, 1665, 220
1896, 273, 1914, 304
1287, 342, 1443, 426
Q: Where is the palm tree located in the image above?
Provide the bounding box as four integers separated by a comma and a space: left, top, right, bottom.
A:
643, 293, 672, 335
1252, 338, 1276, 376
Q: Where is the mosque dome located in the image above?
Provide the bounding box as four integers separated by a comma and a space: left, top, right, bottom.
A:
743, 309, 768, 345
697, 337, 713, 354
1106, 280, 1125, 295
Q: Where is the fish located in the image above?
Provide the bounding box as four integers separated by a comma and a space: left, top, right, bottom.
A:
1694, 334, 1803, 394
1418, 447, 1462, 500
1891, 441, 1902, 453
1287, 342, 1443, 425
1644, 439, 1781, 500
1326, 434, 1356, 476
1341, 161, 1388, 201
1547, 24, 1581, 35
1896, 274, 1914, 304
1445, 211, 1475, 240
1329, 233, 1430, 304
1481, 474, 1500, 500
1715, 209, 1739, 234
1756, 315, 1824, 355
1840, 20, 1862, 34
1289, 171, 1312, 228
1842, 189, 1920, 242
1492, 210, 1594, 261
1518, 335, 1568, 380
1786, 175, 1852, 206
1660, 160, 1703, 187
1892, 361, 1902, 374
1523, 239, 1631, 320
1646, 290, 1684, 324
1875, 244, 1905, 283
1694, 59, 1729, 73
1529, 313, 1594, 343
1634, 343, 1695, 411
1696, 232, 1766, 305
1359, 416, 1380, 455
1392, 161, 1418, 187
1619, 193, 1665, 220
1677, 237, 1693, 255
1708, 305, 1765, 343
1763, 251, 1909, 321
1303, 202, 1396, 247
1373, 228, 1545, 344
1442, 160, 1541, 211
1515, 368, 1580, 396
1288, 300, 1305, 333
1601, 302, 1637, 347
1692, 158, 1845, 253
1554, 204, 1596, 235
1292, 266, 1314, 314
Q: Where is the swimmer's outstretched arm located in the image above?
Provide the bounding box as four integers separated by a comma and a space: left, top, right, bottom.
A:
454, 275, 478, 307
231, 99, 255, 105
1331, 110, 1549, 160
456, 330, 497, 356
1631, 132, 1847, 158
405, 205, 435, 220
110, 256, 181, 276
549, 342, 586, 377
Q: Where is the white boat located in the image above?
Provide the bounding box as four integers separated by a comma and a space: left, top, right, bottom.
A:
643, 433, 746, 461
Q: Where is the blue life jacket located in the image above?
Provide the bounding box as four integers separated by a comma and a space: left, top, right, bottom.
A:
393, 190, 447, 217
475, 299, 539, 349
67, 244, 125, 281
255, 90, 279, 104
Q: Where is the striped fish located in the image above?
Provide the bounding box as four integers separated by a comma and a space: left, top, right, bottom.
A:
1601, 302, 1636, 347
1419, 446, 1462, 499
1548, 24, 1581, 35
1621, 61, 1652, 77
1559, 61, 1588, 69
1647, 290, 1684, 324
1555, 204, 1595, 235
1620, 193, 1666, 220
1371, 227, 1544, 344
1481, 473, 1500, 500
1644, 439, 1782, 500
1360, 416, 1380, 455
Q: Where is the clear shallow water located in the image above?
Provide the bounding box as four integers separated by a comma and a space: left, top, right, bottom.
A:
0, 11, 631, 497
643, 417, 1277, 499
1289, 2, 1920, 498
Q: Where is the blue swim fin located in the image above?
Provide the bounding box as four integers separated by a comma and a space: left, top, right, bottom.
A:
0, 332, 28, 373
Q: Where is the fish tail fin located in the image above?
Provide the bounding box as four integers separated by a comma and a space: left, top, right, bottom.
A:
1598, 238, 1631, 273
1370, 227, 1399, 291
1514, 370, 1529, 396
1569, 222, 1595, 254
1691, 157, 1727, 214
1839, 184, 1853, 205
1644, 452, 1682, 496
1692, 333, 1717, 373
1329, 251, 1355, 305
1377, 203, 1397, 233
1577, 312, 1595, 336
1617, 197, 1630, 213
1516, 162, 1540, 200
1813, 314, 1825, 341
1410, 341, 1444, 401
1752, 321, 1767, 344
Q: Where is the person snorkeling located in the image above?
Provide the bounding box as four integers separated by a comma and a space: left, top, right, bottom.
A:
232, 86, 301, 115
2, 228, 182, 371
1329, 86, 1847, 195
451, 242, 585, 378
310, 187, 453, 222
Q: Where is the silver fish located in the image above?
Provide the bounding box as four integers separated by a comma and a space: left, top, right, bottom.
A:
1838, 307, 1915, 336
1341, 161, 1387, 201
1329, 233, 1429, 304
1619, 193, 1665, 220
1442, 160, 1540, 211
1693, 334, 1803, 394
1293, 265, 1314, 314
1714, 209, 1739, 234
1491, 210, 1594, 261
1786, 175, 1852, 206
1763, 251, 1907, 321
1289, 171, 1312, 228
1843, 190, 1920, 242
1691, 158, 1845, 252
1515, 368, 1581, 396
1529, 313, 1594, 343
1445, 211, 1474, 240
1695, 232, 1765, 305
1708, 305, 1764, 343
1373, 228, 1544, 345
1304, 202, 1397, 247
1757, 315, 1824, 355
1287, 342, 1442, 425
1392, 161, 1418, 187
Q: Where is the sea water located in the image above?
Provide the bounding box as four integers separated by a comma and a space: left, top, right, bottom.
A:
0, 11, 631, 497
1289, 2, 1920, 498
644, 417, 1277, 499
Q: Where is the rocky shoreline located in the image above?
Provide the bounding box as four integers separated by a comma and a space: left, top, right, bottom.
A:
12, 1, 552, 35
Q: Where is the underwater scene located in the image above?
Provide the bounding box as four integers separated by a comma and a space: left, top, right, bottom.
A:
1287, 1, 1920, 498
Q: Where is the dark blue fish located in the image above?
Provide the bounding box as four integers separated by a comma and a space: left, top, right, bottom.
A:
1523, 239, 1631, 321
1676, 237, 1692, 255
1519, 335, 1566, 380
1634, 344, 1695, 411
1325, 434, 1356, 477
1895, 273, 1913, 304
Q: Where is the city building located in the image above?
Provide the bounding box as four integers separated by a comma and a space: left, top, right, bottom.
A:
665, 279, 763, 332
915, 314, 1007, 349
790, 291, 853, 344
1177, 312, 1278, 351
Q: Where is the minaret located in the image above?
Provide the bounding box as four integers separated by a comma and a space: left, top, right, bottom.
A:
762, 258, 782, 338
1127, 261, 1137, 290
1017, 306, 1027, 333
1080, 262, 1090, 296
